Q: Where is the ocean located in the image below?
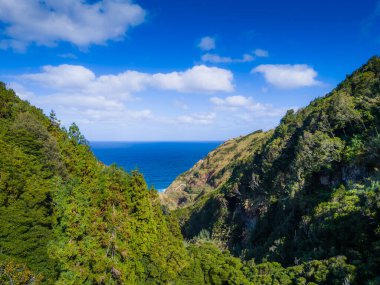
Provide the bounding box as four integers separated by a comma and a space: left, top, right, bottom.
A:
90, 141, 223, 191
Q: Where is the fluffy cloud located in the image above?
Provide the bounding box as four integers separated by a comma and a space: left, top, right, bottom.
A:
210, 95, 285, 117
252, 64, 321, 89
22, 64, 234, 95
10, 83, 148, 125
253, 49, 269, 57
11, 64, 233, 125
25, 65, 97, 89
201, 53, 254, 64
210, 95, 261, 111
0, 0, 145, 50
198, 36, 215, 51
151, 65, 234, 92
177, 113, 216, 125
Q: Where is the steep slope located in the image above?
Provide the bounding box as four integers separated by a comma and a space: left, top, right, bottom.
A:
167, 56, 380, 284
160, 130, 273, 210
1, 56, 379, 284
0, 83, 187, 284
3, 83, 351, 285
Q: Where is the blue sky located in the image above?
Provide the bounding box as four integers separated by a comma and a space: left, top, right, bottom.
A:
0, 0, 379, 141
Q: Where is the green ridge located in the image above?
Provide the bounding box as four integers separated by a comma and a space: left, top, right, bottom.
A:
165, 56, 380, 284
1, 56, 380, 284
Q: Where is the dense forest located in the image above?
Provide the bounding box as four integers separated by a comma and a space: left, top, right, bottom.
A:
1, 57, 380, 284
164, 56, 380, 284
0, 81, 188, 284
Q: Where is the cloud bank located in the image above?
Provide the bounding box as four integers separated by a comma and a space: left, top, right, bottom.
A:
23, 64, 234, 94
0, 0, 146, 50
252, 64, 321, 89
210, 95, 285, 118
10, 64, 234, 127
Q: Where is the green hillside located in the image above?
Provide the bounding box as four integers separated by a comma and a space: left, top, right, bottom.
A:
1, 56, 380, 285
165, 56, 380, 284
0, 83, 186, 284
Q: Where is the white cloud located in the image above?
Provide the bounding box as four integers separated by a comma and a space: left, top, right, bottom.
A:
22, 64, 234, 95
253, 49, 269, 57
151, 65, 234, 92
198, 36, 215, 51
210, 95, 286, 118
40, 94, 124, 111
78, 106, 152, 124
211, 95, 265, 112
201, 53, 254, 64
252, 64, 321, 89
177, 113, 216, 125
0, 0, 145, 50
10, 64, 233, 126
9, 82, 148, 125
8, 82, 35, 100
25, 65, 96, 89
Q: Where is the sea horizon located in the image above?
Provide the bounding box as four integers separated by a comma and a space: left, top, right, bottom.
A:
89, 140, 226, 143
90, 141, 223, 191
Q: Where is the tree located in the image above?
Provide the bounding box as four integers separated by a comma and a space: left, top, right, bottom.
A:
68, 123, 88, 145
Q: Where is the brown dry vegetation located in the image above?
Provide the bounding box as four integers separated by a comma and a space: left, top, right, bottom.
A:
160, 130, 273, 210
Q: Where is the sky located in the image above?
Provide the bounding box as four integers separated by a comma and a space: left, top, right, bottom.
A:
0, 0, 379, 141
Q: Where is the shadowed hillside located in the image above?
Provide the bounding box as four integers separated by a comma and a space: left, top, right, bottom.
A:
164, 56, 380, 284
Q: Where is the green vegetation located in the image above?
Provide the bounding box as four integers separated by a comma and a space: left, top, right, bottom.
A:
0, 83, 186, 284
166, 56, 380, 284
1, 56, 380, 284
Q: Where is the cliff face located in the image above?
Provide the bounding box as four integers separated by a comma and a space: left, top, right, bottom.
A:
160, 130, 273, 210
163, 57, 380, 283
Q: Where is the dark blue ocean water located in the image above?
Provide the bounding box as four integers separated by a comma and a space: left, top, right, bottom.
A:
90, 141, 222, 191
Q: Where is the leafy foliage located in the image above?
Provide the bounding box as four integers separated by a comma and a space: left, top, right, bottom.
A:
0, 259, 42, 285
1, 56, 380, 284
170, 56, 380, 284
0, 83, 186, 284
177, 242, 248, 285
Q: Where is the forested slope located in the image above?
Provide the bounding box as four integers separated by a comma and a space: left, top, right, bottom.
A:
166, 56, 380, 284
0, 83, 186, 284
1, 56, 379, 285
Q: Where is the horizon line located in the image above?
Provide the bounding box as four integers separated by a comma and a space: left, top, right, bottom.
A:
89, 140, 226, 143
